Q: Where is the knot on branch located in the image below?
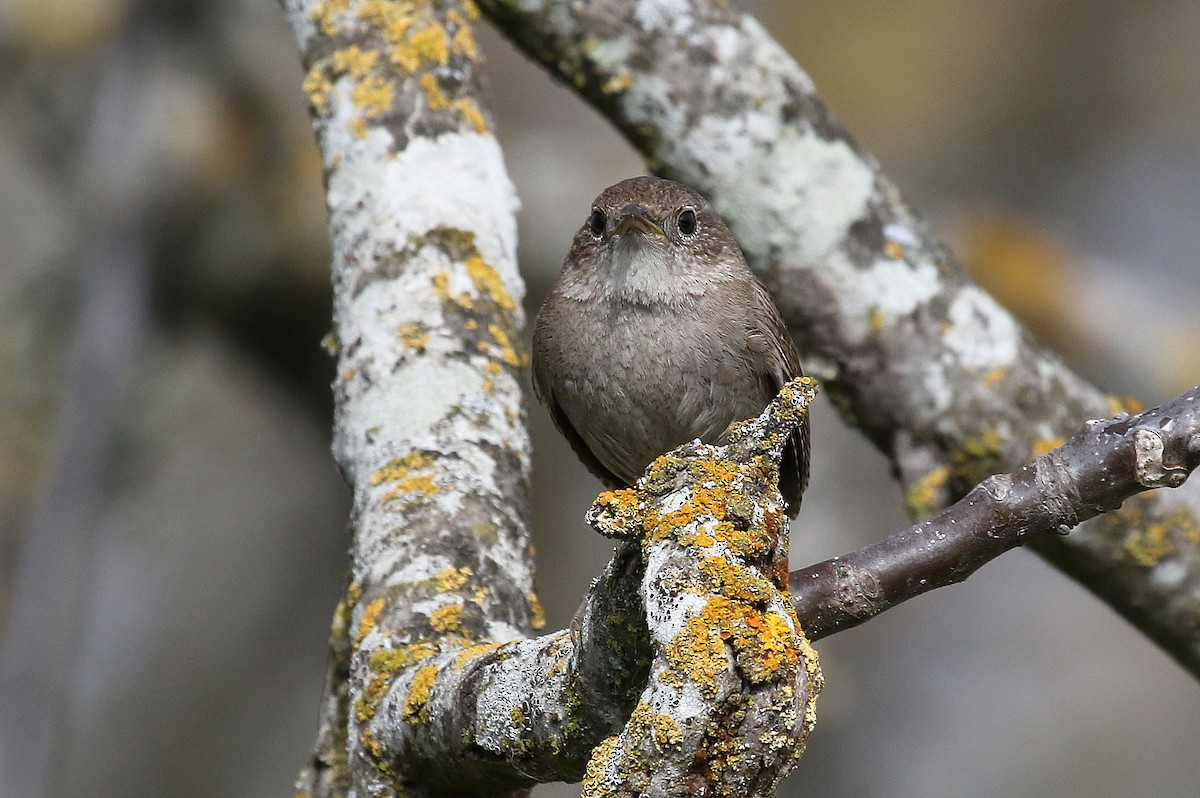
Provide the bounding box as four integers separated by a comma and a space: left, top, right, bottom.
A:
580, 378, 821, 797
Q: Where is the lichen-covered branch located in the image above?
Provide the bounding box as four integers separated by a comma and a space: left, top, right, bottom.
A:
281, 1, 539, 794
792, 385, 1200, 640
584, 379, 821, 797
476, 0, 1200, 675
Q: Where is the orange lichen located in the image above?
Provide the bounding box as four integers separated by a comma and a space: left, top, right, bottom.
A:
883, 239, 905, 260
331, 44, 379, 77
580, 735, 622, 797
398, 321, 430, 352
371, 451, 439, 504
697, 555, 772, 605
465, 254, 515, 310
485, 323, 525, 368
354, 597, 386, 647
402, 664, 439, 724
1107, 394, 1145, 416
1031, 436, 1064, 457
626, 701, 683, 752
433, 566, 471, 592
301, 63, 333, 115
452, 641, 504, 671
392, 22, 450, 73
454, 97, 489, 133
665, 605, 731, 697
429, 603, 464, 634
351, 73, 394, 118
420, 72, 451, 110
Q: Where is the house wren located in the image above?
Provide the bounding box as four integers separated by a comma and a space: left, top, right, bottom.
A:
532, 176, 809, 515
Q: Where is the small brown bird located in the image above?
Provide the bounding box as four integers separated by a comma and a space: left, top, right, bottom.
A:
532, 176, 809, 515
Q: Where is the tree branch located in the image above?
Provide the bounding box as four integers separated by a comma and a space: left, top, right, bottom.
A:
477, 0, 1200, 676
793, 385, 1200, 640
280, 1, 539, 794
584, 379, 820, 797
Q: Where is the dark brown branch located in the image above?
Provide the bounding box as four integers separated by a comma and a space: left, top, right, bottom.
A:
793, 386, 1200, 641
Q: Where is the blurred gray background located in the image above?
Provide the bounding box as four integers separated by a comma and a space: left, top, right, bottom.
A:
1, 1, 1198, 796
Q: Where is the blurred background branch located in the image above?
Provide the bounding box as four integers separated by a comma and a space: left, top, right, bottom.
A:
1, 1, 1198, 797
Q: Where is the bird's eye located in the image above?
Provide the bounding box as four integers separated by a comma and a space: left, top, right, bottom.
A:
677, 208, 698, 236
588, 209, 607, 237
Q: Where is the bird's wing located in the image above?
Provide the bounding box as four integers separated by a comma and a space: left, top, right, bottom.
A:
748, 278, 810, 517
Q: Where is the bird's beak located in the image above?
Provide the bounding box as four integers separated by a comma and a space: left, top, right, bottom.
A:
614, 204, 667, 239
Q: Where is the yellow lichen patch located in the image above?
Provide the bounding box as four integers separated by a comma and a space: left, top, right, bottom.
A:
868, 305, 886, 334
391, 21, 451, 73
429, 603, 464, 634
1125, 522, 1173, 567
905, 464, 948, 519
454, 97, 489, 133
1107, 394, 1145, 416
340, 367, 357, 382
354, 597, 386, 648
330, 584, 356, 642
697, 555, 772, 605
953, 429, 1005, 486
452, 641, 504, 671
358, 646, 424, 723
348, 117, 368, 139
465, 254, 516, 311
590, 489, 645, 540
1098, 497, 1199, 567
1123, 504, 1200, 566
1031, 436, 1064, 457
420, 72, 451, 110
602, 70, 634, 94
381, 473, 438, 504
883, 239, 905, 260
665, 606, 731, 698
398, 321, 430, 353
301, 62, 333, 115
351, 73, 394, 118
729, 609, 801, 683
471, 585, 489, 606
481, 361, 502, 376
331, 44, 379, 78
402, 664, 439, 724
528, 591, 546, 630
982, 366, 1008, 387
485, 323, 525, 367
626, 701, 683, 752
433, 565, 472, 592
447, 10, 480, 60
371, 451, 440, 505
371, 451, 433, 485
581, 735, 622, 797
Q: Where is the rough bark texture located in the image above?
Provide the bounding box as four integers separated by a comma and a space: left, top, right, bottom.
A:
476, 0, 1200, 675
281, 1, 539, 793
792, 385, 1200, 640
584, 379, 821, 798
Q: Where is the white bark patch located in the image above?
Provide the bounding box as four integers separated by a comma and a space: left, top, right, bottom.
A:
331, 132, 521, 288
828, 255, 943, 343
698, 127, 875, 266
944, 287, 1020, 371
635, 0, 693, 35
